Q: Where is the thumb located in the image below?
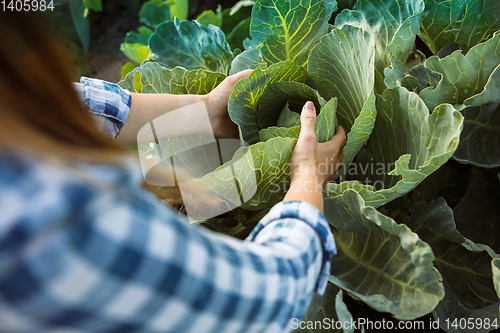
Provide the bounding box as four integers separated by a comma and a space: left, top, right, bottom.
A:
299, 101, 317, 141
226, 69, 253, 85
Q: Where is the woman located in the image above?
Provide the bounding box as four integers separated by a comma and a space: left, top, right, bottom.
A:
0, 12, 346, 333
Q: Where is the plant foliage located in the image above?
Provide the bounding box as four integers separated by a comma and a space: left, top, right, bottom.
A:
119, 0, 500, 330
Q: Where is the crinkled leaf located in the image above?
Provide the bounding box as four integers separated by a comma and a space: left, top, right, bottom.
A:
124, 26, 153, 46
308, 25, 376, 167
227, 17, 252, 51
276, 103, 301, 128
250, 0, 337, 44
228, 60, 313, 144
339, 91, 376, 176
118, 62, 225, 95
196, 6, 223, 27
229, 49, 266, 75
400, 75, 421, 93
182, 70, 224, 94
160, 136, 237, 180
169, 0, 188, 20
243, 37, 261, 50
464, 64, 500, 108
493, 259, 500, 315
249, 0, 337, 66
384, 48, 427, 91
120, 26, 153, 64
405, 64, 441, 93
406, 198, 500, 332
417, 33, 500, 112
451, 64, 500, 167
201, 137, 297, 210
259, 125, 301, 142
419, 0, 500, 55
455, 102, 500, 168
118, 63, 184, 93
120, 62, 136, 80
139, 0, 171, 28
335, 0, 425, 93
454, 167, 500, 254
383, 55, 405, 89
327, 87, 463, 208
315, 97, 338, 143
260, 97, 338, 142
324, 190, 444, 320
384, 48, 426, 90
334, 291, 355, 333
436, 42, 461, 58
414, 38, 500, 167
257, 81, 325, 129
149, 18, 235, 74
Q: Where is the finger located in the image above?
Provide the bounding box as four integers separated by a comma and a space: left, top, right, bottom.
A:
298, 101, 317, 142
328, 125, 347, 148
226, 69, 253, 85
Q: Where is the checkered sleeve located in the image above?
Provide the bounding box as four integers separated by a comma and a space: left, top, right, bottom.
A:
247, 201, 336, 296
76, 77, 132, 139
0, 157, 335, 333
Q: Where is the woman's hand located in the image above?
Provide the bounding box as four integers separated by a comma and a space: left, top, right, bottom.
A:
290, 101, 346, 185
115, 69, 252, 146
284, 101, 346, 213
206, 69, 253, 139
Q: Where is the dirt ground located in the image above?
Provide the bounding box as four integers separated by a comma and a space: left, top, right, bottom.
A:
86, 0, 242, 82
85, 1, 141, 82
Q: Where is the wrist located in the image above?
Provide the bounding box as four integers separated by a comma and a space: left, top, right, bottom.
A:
203, 92, 219, 136
284, 174, 325, 213
290, 166, 328, 188
290, 173, 326, 190
185, 93, 208, 108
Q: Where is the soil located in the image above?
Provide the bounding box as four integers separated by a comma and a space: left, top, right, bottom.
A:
85, 0, 246, 82
85, 1, 141, 82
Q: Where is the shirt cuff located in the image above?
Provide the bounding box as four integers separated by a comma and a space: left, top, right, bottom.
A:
79, 77, 132, 139
246, 200, 336, 295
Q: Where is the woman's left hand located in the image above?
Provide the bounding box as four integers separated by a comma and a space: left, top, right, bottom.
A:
205, 69, 253, 139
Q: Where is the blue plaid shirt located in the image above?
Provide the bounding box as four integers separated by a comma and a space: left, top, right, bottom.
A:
0, 78, 336, 333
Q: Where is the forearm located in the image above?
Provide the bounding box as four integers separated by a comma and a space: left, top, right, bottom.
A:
114, 93, 209, 146
78, 74, 247, 145
284, 174, 325, 213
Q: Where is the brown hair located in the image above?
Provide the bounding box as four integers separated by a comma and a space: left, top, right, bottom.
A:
0, 11, 125, 163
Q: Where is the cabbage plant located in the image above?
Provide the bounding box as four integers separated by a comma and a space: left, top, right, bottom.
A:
119, 0, 500, 331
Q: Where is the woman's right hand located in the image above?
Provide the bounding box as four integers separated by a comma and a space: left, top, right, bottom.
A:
284, 101, 346, 213
289, 101, 346, 186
